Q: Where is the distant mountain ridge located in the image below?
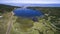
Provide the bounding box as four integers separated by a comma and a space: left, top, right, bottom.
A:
0, 3, 60, 7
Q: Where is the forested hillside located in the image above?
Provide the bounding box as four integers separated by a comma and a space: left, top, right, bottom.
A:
0, 4, 60, 34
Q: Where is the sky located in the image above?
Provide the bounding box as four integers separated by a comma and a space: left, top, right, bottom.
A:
0, 0, 60, 4
0, 0, 60, 7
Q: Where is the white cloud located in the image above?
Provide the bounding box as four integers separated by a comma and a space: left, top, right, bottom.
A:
0, 0, 60, 4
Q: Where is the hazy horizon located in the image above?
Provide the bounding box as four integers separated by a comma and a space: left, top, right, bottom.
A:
0, 0, 60, 7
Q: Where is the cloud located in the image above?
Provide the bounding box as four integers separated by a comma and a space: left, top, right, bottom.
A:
0, 0, 60, 4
